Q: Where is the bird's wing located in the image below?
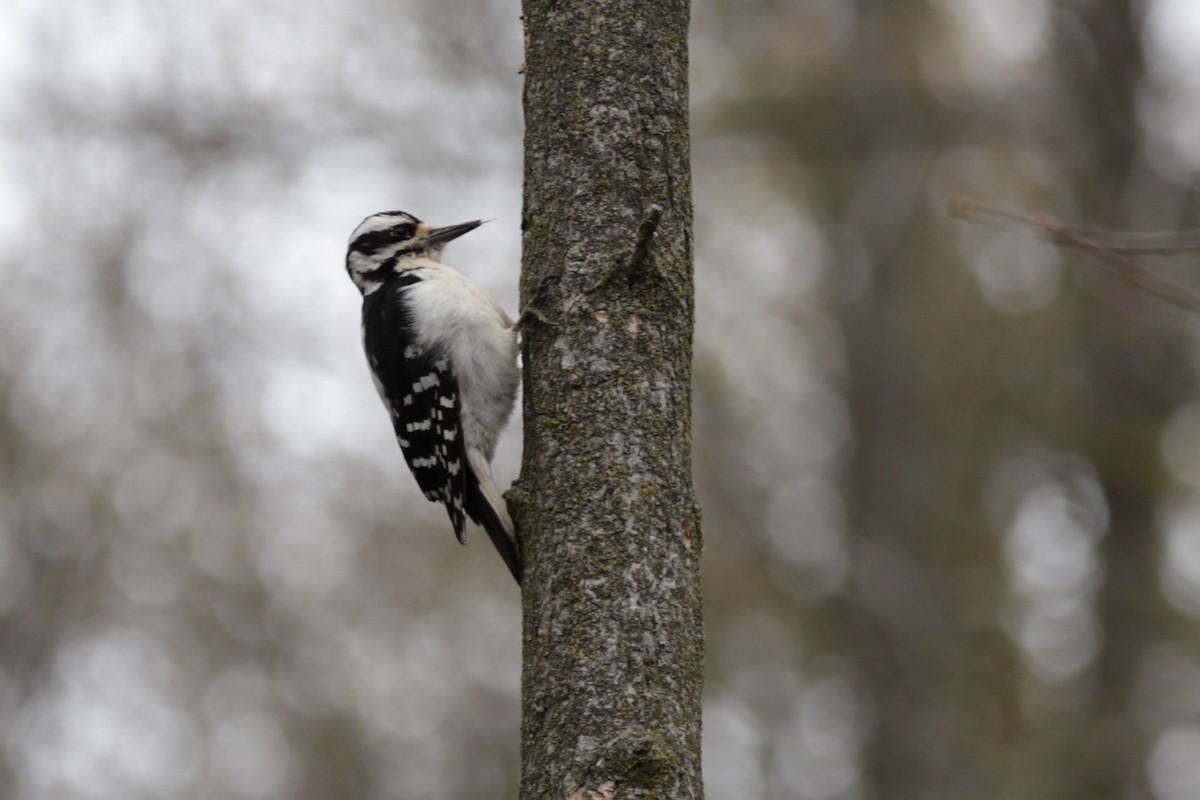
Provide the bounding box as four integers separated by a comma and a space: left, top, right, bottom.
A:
363, 279, 468, 541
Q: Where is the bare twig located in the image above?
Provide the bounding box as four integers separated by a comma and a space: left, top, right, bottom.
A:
949, 197, 1200, 313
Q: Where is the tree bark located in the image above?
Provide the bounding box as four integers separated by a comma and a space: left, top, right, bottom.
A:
514, 2, 702, 798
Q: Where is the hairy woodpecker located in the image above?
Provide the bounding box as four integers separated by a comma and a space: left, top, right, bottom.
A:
345, 211, 522, 584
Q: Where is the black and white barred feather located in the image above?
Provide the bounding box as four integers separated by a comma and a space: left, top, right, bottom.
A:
346, 211, 522, 583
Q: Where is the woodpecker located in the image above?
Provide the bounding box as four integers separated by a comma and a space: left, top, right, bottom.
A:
345, 211, 522, 584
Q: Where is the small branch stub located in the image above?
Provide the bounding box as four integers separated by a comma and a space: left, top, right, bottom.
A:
514, 273, 561, 332
628, 204, 664, 281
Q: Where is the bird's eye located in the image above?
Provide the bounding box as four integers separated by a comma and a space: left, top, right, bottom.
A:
392, 224, 413, 238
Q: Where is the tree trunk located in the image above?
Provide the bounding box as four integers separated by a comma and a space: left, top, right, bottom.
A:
514, 1, 702, 798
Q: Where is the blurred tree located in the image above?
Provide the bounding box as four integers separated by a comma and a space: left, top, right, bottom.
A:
691, 1, 1200, 798
1047, 3, 1191, 795
515, 0, 703, 798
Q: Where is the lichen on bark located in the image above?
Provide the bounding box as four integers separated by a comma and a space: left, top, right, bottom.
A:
516, 1, 703, 798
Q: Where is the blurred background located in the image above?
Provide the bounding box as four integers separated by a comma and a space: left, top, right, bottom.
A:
3, 0, 1200, 798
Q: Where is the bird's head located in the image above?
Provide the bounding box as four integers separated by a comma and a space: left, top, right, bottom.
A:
345, 210, 482, 294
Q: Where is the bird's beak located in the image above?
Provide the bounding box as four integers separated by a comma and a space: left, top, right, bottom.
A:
423, 220, 483, 247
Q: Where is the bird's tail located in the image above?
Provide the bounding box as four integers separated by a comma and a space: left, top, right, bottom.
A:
465, 450, 522, 585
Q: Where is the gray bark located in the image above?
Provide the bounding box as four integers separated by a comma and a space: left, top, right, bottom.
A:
514, 1, 702, 798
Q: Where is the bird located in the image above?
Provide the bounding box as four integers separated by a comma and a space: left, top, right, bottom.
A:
345, 210, 522, 584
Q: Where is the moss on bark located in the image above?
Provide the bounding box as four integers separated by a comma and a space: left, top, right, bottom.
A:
516, 1, 702, 798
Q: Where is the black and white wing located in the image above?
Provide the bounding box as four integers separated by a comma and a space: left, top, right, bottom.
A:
362, 278, 469, 541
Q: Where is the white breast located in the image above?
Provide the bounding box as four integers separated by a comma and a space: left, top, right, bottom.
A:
405, 262, 520, 461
